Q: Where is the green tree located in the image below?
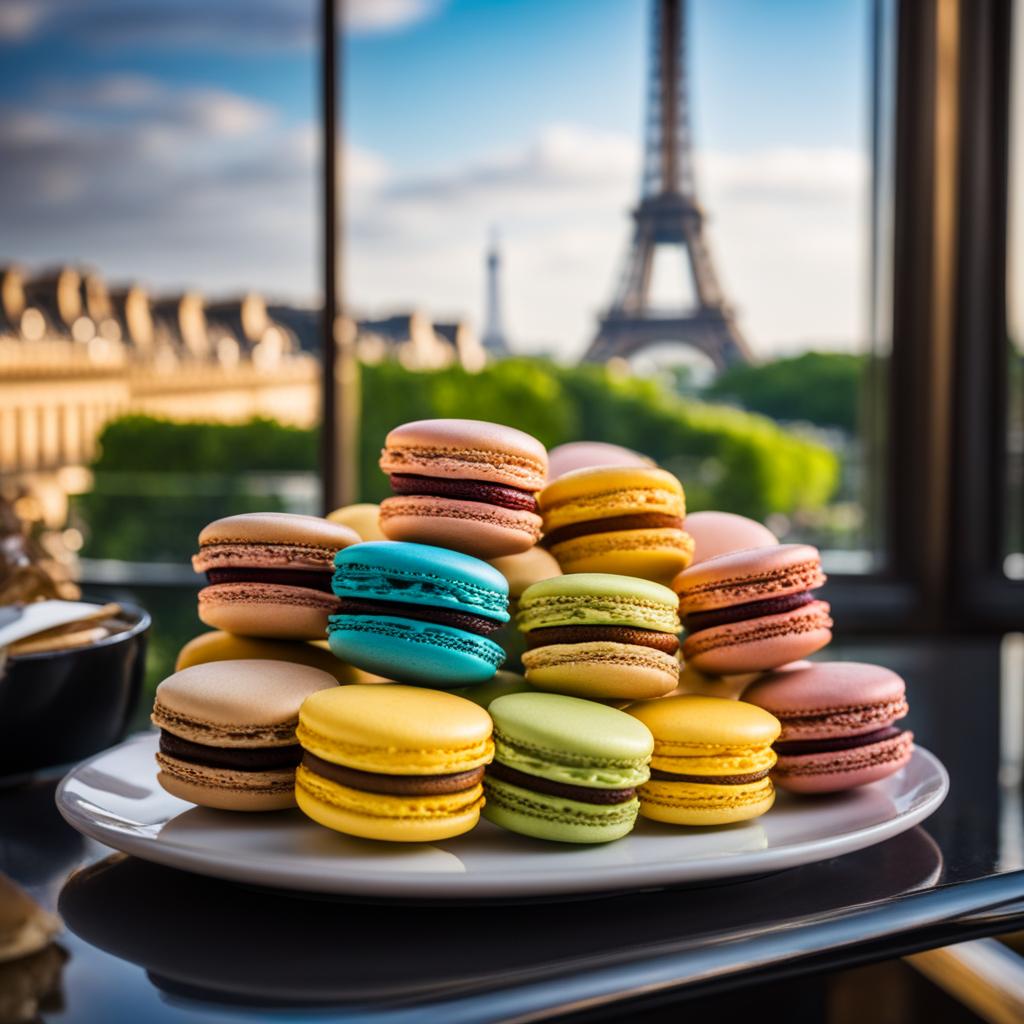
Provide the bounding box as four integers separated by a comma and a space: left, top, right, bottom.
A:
703, 351, 866, 433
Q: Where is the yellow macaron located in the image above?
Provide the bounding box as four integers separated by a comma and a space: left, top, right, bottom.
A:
295, 685, 494, 842
627, 695, 781, 825
175, 631, 375, 684
326, 503, 387, 542
538, 466, 694, 584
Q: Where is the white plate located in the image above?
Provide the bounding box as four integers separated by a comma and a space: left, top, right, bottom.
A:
56, 733, 948, 900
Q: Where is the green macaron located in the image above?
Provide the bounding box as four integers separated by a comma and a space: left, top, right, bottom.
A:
482, 692, 655, 844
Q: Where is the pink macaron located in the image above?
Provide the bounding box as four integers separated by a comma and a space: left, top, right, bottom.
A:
683, 511, 779, 565
743, 662, 914, 793
379, 419, 547, 559
675, 544, 833, 675
547, 441, 653, 480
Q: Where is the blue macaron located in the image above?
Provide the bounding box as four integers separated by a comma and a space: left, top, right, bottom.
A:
328, 541, 509, 686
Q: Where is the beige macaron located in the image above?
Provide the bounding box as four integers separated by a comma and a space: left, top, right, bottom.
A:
192, 512, 360, 640
151, 659, 337, 811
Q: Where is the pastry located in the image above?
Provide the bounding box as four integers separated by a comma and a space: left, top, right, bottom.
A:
518, 573, 680, 699
379, 418, 547, 558
538, 466, 694, 584
174, 630, 371, 682
326, 503, 387, 541
295, 684, 493, 841
547, 441, 653, 479
627, 695, 781, 825
151, 660, 336, 810
676, 544, 832, 674
743, 661, 914, 793
192, 513, 359, 640
328, 541, 508, 686
482, 692, 654, 843
682, 510, 778, 564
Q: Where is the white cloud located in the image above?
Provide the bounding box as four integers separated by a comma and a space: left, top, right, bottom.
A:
346, 0, 445, 33
0, 0, 445, 46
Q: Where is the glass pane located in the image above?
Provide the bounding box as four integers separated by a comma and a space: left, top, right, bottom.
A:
1007, 0, 1024, 579
345, 0, 887, 573
0, 2, 320, 695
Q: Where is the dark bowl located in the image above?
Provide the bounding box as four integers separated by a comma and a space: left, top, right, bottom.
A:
0, 601, 150, 777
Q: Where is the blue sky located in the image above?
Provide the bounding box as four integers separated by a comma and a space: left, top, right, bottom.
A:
0, 0, 872, 358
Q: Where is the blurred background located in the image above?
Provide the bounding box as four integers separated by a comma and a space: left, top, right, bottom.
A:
0, 0, 1020, 692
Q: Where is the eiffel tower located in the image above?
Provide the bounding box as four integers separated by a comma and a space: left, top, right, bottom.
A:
584, 0, 752, 368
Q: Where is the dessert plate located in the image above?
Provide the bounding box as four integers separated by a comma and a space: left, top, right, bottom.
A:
56, 733, 948, 900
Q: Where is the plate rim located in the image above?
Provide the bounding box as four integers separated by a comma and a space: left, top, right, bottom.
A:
56, 734, 949, 899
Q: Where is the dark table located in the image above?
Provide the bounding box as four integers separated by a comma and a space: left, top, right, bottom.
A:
3, 635, 1023, 1023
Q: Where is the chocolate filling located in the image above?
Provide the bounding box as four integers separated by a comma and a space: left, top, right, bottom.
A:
159, 731, 302, 772
486, 761, 637, 804
774, 725, 903, 757
683, 590, 817, 633
302, 752, 484, 795
334, 597, 502, 636
525, 624, 679, 654
649, 767, 771, 785
205, 567, 334, 593
543, 512, 684, 548
389, 474, 538, 513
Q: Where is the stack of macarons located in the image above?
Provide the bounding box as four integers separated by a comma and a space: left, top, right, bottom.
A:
149, 421, 915, 845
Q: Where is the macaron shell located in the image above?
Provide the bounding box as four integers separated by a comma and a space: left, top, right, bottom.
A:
379, 495, 541, 558
380, 418, 548, 490
549, 529, 694, 585
482, 775, 640, 843
539, 466, 685, 523
682, 600, 833, 675
522, 642, 679, 700
682, 511, 779, 566
637, 776, 775, 826
152, 660, 338, 746
333, 541, 510, 621
197, 511, 361, 547
198, 583, 340, 640
488, 692, 654, 776
174, 631, 366, 683
326, 615, 505, 687
297, 684, 494, 774
742, 661, 909, 740
774, 730, 914, 793
156, 757, 298, 811
517, 574, 680, 633
676, 543, 824, 614
295, 766, 483, 841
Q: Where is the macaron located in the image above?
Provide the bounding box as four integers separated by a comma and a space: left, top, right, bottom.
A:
175, 630, 372, 683
538, 466, 694, 584
192, 513, 360, 640
326, 502, 387, 542
743, 662, 914, 793
547, 441, 653, 480
295, 684, 494, 841
489, 546, 563, 611
379, 418, 547, 558
488, 545, 563, 670
675, 544, 833, 674
328, 541, 508, 686
684, 511, 778, 565
517, 574, 681, 700
152, 660, 337, 811
483, 692, 654, 843
627, 695, 781, 825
